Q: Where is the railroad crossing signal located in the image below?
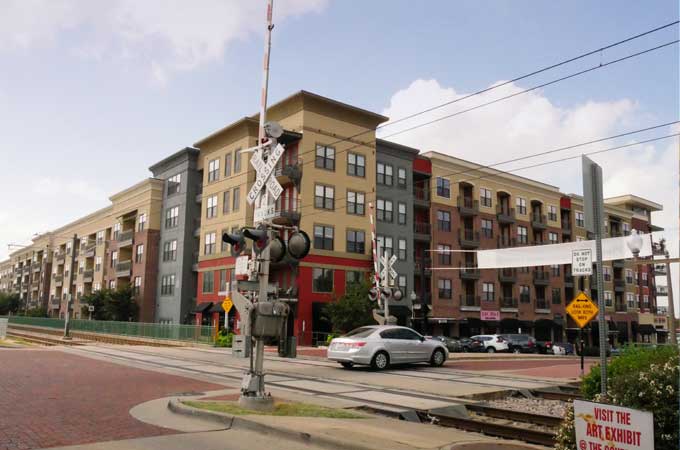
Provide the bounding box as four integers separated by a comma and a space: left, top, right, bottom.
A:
380, 253, 398, 285
566, 291, 599, 328
247, 142, 285, 205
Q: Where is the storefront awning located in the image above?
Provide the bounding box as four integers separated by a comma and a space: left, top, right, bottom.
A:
208, 302, 225, 313
192, 302, 213, 313
638, 324, 656, 335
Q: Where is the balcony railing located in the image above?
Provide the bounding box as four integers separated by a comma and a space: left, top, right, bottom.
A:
561, 222, 572, 235
656, 286, 669, 296
32, 263, 41, 272
457, 196, 479, 216
117, 230, 134, 246
83, 269, 94, 282
612, 259, 625, 269
615, 303, 627, 312
459, 229, 480, 248
459, 267, 480, 280
654, 264, 668, 276
413, 187, 430, 203
533, 270, 550, 285
499, 268, 516, 283
535, 299, 549, 310
272, 202, 301, 225
460, 294, 480, 308
564, 271, 574, 286
497, 236, 516, 248
496, 205, 516, 223
614, 279, 625, 291
413, 258, 432, 275
413, 222, 431, 236
532, 213, 548, 229
275, 158, 302, 184
501, 297, 518, 309
115, 260, 132, 277
54, 274, 63, 283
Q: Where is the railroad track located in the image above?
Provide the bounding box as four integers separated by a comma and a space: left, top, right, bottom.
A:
532, 388, 581, 402
6, 330, 59, 346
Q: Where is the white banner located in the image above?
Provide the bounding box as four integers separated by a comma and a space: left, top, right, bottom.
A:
574, 400, 654, 450
476, 234, 652, 269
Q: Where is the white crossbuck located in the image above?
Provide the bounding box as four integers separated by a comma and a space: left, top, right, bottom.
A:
247, 143, 285, 206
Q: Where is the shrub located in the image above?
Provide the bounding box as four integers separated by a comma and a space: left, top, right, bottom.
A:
556, 346, 679, 450
214, 329, 234, 347
576, 345, 610, 357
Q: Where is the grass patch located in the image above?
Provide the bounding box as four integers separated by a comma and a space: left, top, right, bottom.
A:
182, 400, 364, 419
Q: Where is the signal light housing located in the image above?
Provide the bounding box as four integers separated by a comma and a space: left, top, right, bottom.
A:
222, 230, 247, 258
368, 287, 379, 302
269, 236, 286, 263
287, 230, 311, 260
243, 226, 269, 255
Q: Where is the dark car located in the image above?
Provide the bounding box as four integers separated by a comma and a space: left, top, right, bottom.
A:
430, 336, 462, 352
536, 340, 554, 354
459, 337, 485, 352
500, 334, 537, 353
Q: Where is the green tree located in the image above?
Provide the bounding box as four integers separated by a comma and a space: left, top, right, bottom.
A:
0, 293, 21, 315
80, 289, 109, 320
322, 279, 375, 334
81, 285, 139, 322
25, 307, 48, 317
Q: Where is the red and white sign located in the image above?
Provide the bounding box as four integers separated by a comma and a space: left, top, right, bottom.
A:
480, 310, 500, 321
574, 400, 654, 450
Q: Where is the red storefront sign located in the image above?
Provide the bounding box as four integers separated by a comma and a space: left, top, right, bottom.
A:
480, 310, 500, 321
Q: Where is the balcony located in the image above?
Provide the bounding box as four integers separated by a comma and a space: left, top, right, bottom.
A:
500, 297, 518, 311
614, 279, 625, 292
413, 187, 430, 208
457, 196, 479, 216
497, 236, 516, 248
117, 230, 134, 247
32, 263, 41, 273
83, 269, 94, 283
50, 297, 61, 308
81, 243, 96, 258
564, 271, 574, 287
193, 218, 201, 238
459, 267, 480, 280
496, 205, 516, 224
115, 260, 132, 278
459, 229, 480, 248
612, 259, 625, 269
654, 264, 667, 276
31, 280, 40, 289
561, 222, 572, 237
615, 303, 627, 313
652, 242, 666, 256
195, 184, 203, 204
531, 213, 548, 230
275, 159, 302, 186
498, 268, 516, 283
460, 294, 480, 310
535, 299, 550, 312
54, 275, 63, 287
55, 253, 66, 264
533, 270, 550, 285
414, 258, 432, 275
413, 222, 431, 242
655, 286, 669, 297
272, 203, 301, 226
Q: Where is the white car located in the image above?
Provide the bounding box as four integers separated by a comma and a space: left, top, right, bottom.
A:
470, 334, 510, 353
552, 344, 567, 356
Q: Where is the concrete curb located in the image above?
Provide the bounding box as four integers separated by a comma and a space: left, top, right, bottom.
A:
167, 398, 383, 450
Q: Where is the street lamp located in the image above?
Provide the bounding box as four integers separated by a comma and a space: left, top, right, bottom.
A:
626, 229, 643, 257
410, 291, 417, 326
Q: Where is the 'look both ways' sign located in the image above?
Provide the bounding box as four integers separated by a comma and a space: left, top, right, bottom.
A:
574, 400, 653, 450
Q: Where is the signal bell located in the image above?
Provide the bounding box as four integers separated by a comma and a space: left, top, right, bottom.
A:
287, 230, 311, 260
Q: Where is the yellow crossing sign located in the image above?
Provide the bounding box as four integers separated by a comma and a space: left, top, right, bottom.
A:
565, 291, 599, 328
222, 298, 233, 313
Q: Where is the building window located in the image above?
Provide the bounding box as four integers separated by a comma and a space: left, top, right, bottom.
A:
627, 293, 635, 308
224, 153, 232, 176
398, 275, 406, 294
137, 213, 147, 232
398, 239, 407, 260
516, 198, 527, 215
95, 256, 102, 272
552, 288, 561, 304
604, 291, 613, 307
109, 280, 116, 290
93, 282, 101, 292
603, 266, 612, 281
223, 190, 230, 214
436, 177, 450, 198
437, 210, 451, 232
206, 195, 218, 218
135, 244, 144, 263
520, 285, 530, 303
376, 199, 393, 222
643, 295, 649, 307
111, 251, 118, 268
314, 184, 334, 210
204, 232, 216, 255
202, 271, 214, 293
133, 276, 142, 296
315, 144, 335, 171
576, 211, 585, 228
234, 149, 242, 173
548, 205, 557, 222
397, 168, 407, 188
517, 226, 528, 244
625, 269, 634, 284
220, 269, 228, 293
481, 219, 493, 238
347, 191, 365, 215
346, 270, 362, 288
480, 188, 492, 207
96, 230, 104, 245
623, 222, 630, 235
549, 232, 558, 244
314, 225, 334, 250
438, 279, 452, 299
398, 202, 406, 225
167, 174, 181, 195
112, 223, 121, 240
232, 187, 240, 212
642, 272, 648, 281
346, 230, 365, 254
482, 282, 494, 301
377, 235, 393, 258
438, 244, 451, 265
347, 153, 365, 177
377, 163, 393, 185
313, 268, 333, 293
163, 240, 177, 262
165, 206, 179, 228
208, 158, 220, 182
551, 264, 560, 276
161, 275, 175, 296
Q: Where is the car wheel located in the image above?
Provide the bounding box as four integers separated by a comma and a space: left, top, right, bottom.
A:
512, 347, 521, 354
340, 362, 354, 369
486, 346, 496, 353
371, 351, 390, 370
430, 348, 446, 367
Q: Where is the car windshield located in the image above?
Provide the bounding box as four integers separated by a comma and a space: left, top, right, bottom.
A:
342, 327, 375, 338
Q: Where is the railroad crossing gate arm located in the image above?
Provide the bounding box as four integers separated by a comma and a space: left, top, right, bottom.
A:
231, 290, 253, 336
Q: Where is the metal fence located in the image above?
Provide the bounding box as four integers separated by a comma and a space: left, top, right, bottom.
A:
2, 315, 215, 344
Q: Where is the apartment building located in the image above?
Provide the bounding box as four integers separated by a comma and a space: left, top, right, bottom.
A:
192, 91, 387, 344
3, 232, 54, 312
149, 147, 202, 324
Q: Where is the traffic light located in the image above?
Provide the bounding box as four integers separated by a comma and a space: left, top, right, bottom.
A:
244, 225, 269, 255
269, 236, 286, 263
287, 230, 311, 260
223, 230, 247, 257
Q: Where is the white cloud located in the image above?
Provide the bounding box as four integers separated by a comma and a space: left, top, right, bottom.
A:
0, 0, 328, 82
380, 78, 679, 314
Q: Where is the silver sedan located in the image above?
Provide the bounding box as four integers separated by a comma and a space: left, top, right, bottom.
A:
327, 325, 449, 370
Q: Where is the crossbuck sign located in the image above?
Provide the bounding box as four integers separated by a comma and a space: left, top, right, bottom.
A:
247, 143, 285, 206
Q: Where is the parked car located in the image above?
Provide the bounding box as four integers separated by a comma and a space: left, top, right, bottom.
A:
470, 335, 510, 353
500, 334, 537, 353
536, 340, 554, 354
327, 325, 449, 370
459, 337, 485, 352
552, 342, 575, 355
429, 336, 462, 352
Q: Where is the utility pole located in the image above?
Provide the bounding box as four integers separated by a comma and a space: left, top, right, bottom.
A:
665, 252, 677, 345
63, 233, 78, 339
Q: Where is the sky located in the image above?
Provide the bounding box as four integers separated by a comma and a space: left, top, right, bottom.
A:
0, 0, 678, 310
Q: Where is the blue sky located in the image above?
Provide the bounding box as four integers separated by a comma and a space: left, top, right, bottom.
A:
1, 0, 678, 309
